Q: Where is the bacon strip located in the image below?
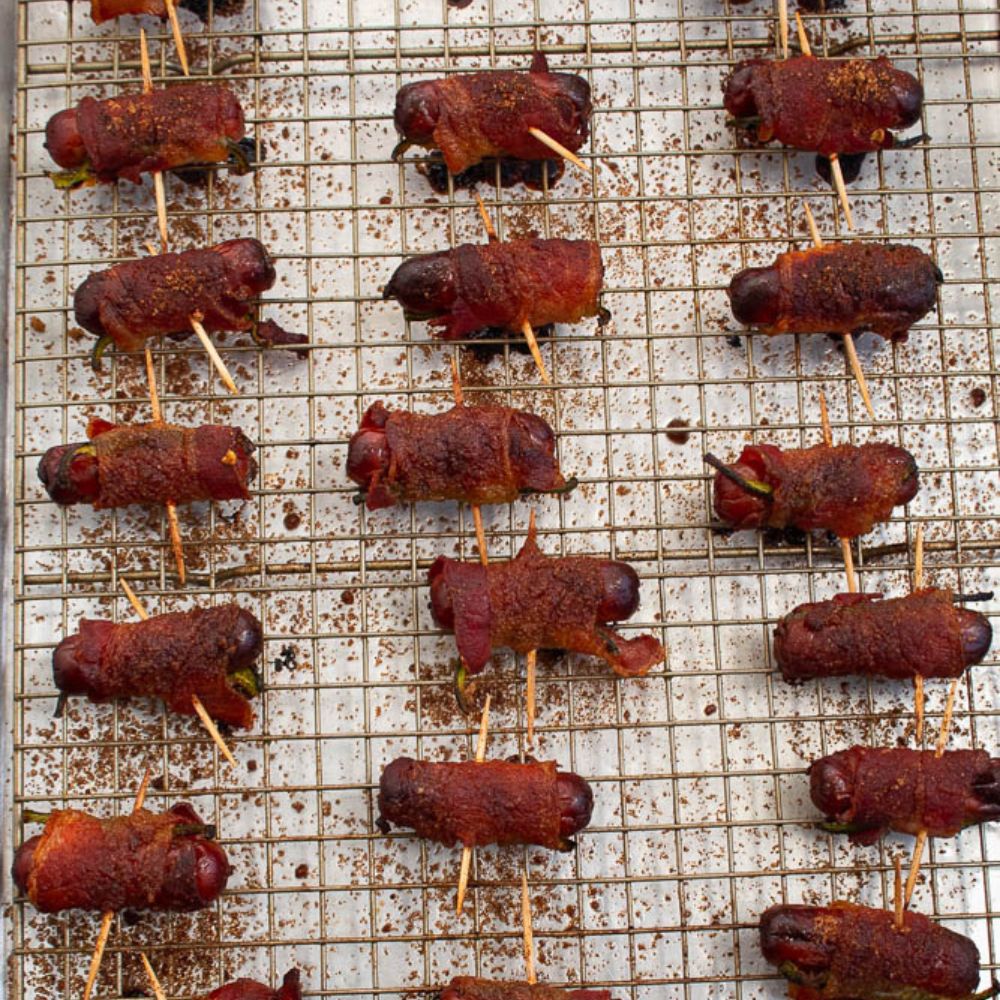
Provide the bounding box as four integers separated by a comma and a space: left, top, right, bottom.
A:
348, 401, 569, 509
394, 52, 591, 175
809, 746, 1000, 845
73, 239, 275, 353
711, 442, 919, 537
759, 902, 982, 1000
723, 56, 924, 156
429, 526, 663, 677
206, 971, 302, 1000
14, 804, 230, 913
376, 758, 593, 850
442, 978, 612, 1000
53, 604, 262, 728
89, 0, 245, 22
728, 242, 942, 343
383, 239, 605, 342
772, 589, 992, 683
38, 419, 257, 510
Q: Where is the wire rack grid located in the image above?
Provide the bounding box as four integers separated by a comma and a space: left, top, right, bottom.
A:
7, 0, 1000, 996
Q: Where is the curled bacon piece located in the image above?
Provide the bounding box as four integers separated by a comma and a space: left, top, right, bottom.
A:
45, 84, 248, 188
72, 238, 296, 361
773, 589, 992, 683
759, 901, 987, 1000
347, 400, 572, 510
383, 239, 606, 342
429, 524, 664, 678
708, 442, 919, 538
38, 418, 257, 510
377, 757, 593, 851
810, 746, 1000, 845
723, 55, 924, 157
89, 0, 244, 23
393, 52, 591, 178
12, 803, 230, 913
442, 978, 611, 1000
53, 604, 263, 728
729, 242, 942, 343
206, 971, 302, 1000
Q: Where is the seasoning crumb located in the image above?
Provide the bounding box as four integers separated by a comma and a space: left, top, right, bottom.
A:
970, 387, 987, 408
704, 704, 717, 716
666, 418, 691, 445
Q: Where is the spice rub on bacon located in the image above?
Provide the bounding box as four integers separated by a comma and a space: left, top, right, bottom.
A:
206, 971, 302, 1000
723, 56, 924, 158
393, 52, 591, 179
442, 978, 612, 1000
760, 902, 986, 1000
377, 758, 594, 851
53, 604, 263, 728
348, 400, 573, 510
810, 746, 1000, 845
707, 442, 919, 538
429, 523, 664, 678
773, 589, 992, 683
12, 803, 230, 913
38, 418, 257, 510
88, 0, 244, 23
383, 239, 606, 342
729, 242, 942, 343
46, 84, 248, 189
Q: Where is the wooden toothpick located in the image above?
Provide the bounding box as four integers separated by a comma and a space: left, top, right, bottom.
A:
450, 355, 489, 567
893, 854, 904, 930
913, 524, 925, 742
525, 511, 540, 746
527, 126, 588, 174
778, 0, 789, 58
140, 953, 168, 1000
456, 694, 492, 914
521, 872, 537, 984
190, 315, 239, 395
162, 0, 190, 78
818, 392, 857, 592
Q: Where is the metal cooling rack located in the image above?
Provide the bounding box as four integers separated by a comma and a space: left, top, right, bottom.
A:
7, 0, 1000, 996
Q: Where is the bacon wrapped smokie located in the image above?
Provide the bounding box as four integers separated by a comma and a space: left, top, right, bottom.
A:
38, 418, 257, 510
810, 746, 1000, 845
46, 84, 248, 189
53, 604, 263, 728
89, 0, 244, 23
773, 589, 992, 683
393, 52, 591, 177
206, 971, 301, 1000
707, 442, 919, 538
383, 239, 605, 342
442, 978, 611, 1000
347, 401, 573, 510
760, 902, 986, 1000
429, 525, 664, 678
723, 56, 924, 157
12, 803, 230, 913
729, 242, 942, 343
377, 758, 593, 851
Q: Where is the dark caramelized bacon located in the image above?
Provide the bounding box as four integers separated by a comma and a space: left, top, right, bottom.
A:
53, 604, 263, 728
723, 55, 924, 157
708, 442, 918, 538
38, 418, 257, 510
420, 151, 564, 193
383, 239, 605, 342
442, 978, 612, 1000
810, 746, 1000, 845
347, 400, 572, 509
377, 757, 594, 851
773, 588, 992, 682
89, 0, 245, 22
729, 242, 942, 343
12, 804, 230, 913
46, 84, 247, 188
205, 971, 302, 1000
393, 52, 591, 181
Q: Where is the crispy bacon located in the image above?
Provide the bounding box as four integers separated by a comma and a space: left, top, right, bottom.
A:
442, 978, 612, 1000
45, 84, 246, 186
38, 418, 257, 510
773, 589, 992, 683
383, 239, 605, 342
723, 55, 924, 157
12, 804, 230, 913
428, 525, 664, 678
729, 242, 942, 343
759, 901, 984, 1000
89, 0, 244, 23
810, 746, 1000, 845
709, 442, 919, 538
376, 757, 593, 851
73, 239, 277, 356
206, 971, 302, 1000
53, 604, 263, 728
347, 400, 571, 509
393, 52, 591, 176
